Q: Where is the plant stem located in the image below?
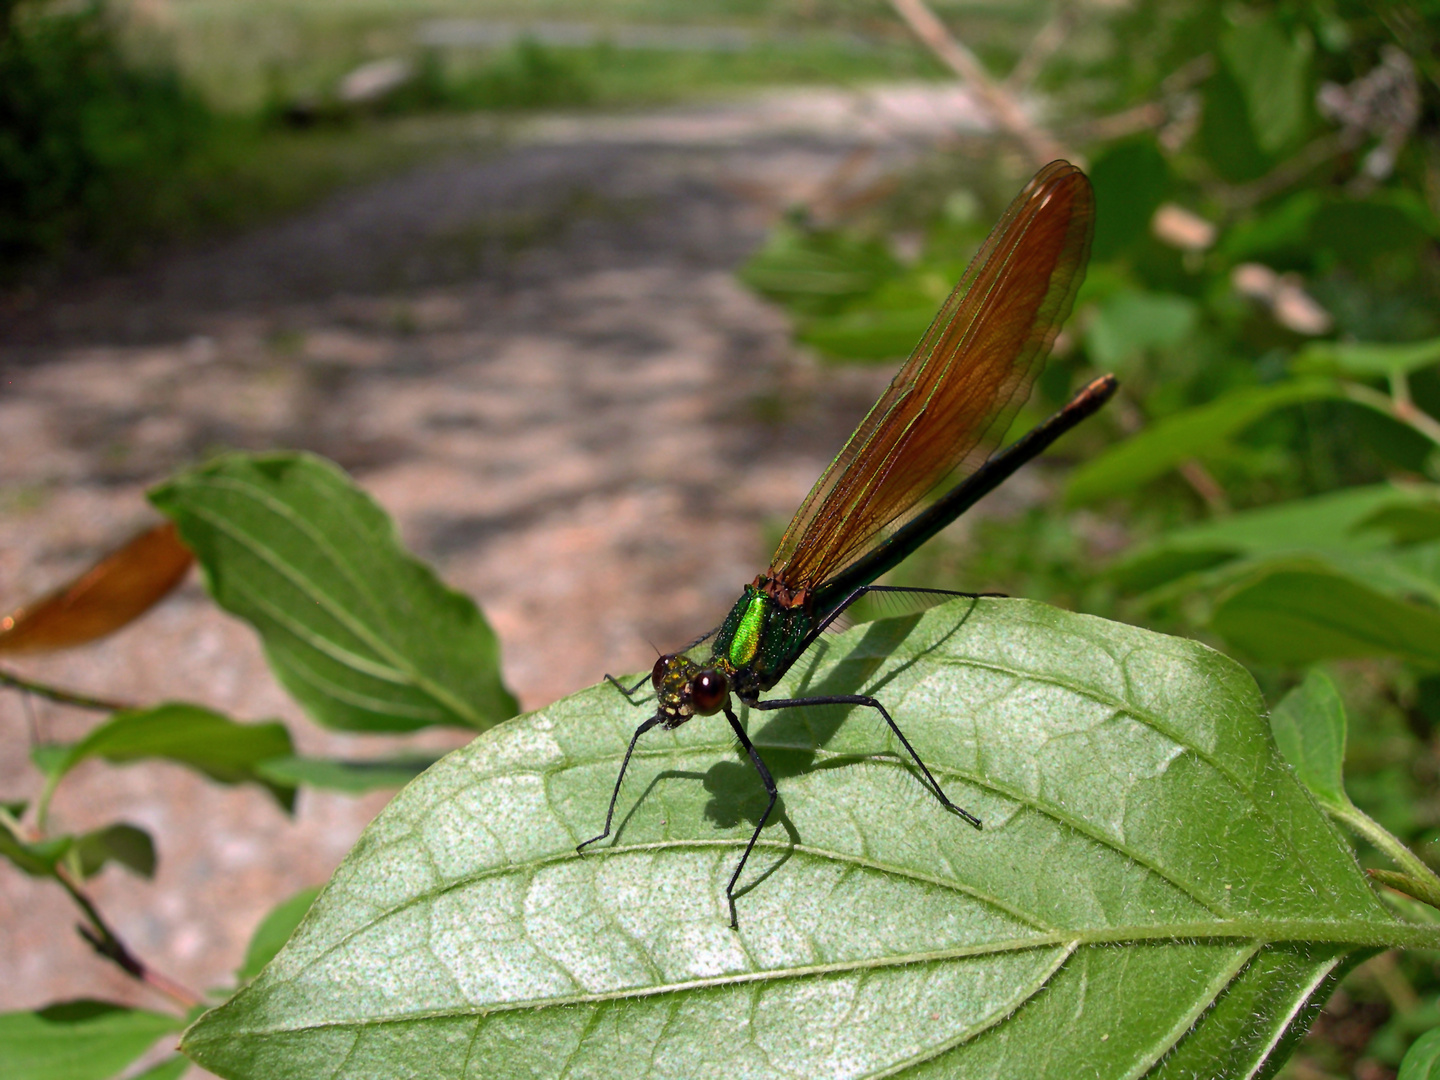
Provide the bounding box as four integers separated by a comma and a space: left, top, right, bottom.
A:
1, 806, 201, 1009
888, 0, 1071, 167
1343, 381, 1440, 447
0, 665, 131, 712
1329, 799, 1440, 898
54, 865, 203, 1009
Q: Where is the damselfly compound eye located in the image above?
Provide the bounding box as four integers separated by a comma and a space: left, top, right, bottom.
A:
651, 655, 670, 689
690, 670, 729, 715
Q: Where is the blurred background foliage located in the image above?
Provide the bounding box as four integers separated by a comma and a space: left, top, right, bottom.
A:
7, 0, 1440, 1074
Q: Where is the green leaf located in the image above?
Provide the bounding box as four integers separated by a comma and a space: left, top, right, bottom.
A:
1198, 55, 1270, 183
1311, 198, 1434, 274
150, 453, 517, 732
0, 827, 71, 878
238, 886, 322, 982
49, 704, 295, 810
1401, 1028, 1440, 1080
0, 1001, 182, 1080
801, 305, 936, 362
1269, 670, 1348, 811
71, 822, 156, 880
1112, 483, 1420, 592
181, 600, 1431, 1080
1088, 139, 1170, 261
1357, 503, 1440, 546
1220, 17, 1312, 155
255, 755, 436, 794
1211, 563, 1440, 667
0, 814, 155, 881
1066, 379, 1343, 504
737, 221, 900, 315
1293, 336, 1440, 378
1084, 289, 1197, 369
1220, 190, 1322, 261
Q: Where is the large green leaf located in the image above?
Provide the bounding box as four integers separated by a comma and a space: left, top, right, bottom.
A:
150, 453, 517, 732
1, 1001, 182, 1080
181, 601, 1434, 1080
1066, 379, 1343, 504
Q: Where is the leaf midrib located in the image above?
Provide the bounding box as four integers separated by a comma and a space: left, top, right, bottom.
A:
183, 482, 481, 725
271, 824, 1420, 1001
192, 917, 1435, 1043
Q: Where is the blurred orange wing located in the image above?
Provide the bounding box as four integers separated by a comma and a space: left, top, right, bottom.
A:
767, 161, 1094, 594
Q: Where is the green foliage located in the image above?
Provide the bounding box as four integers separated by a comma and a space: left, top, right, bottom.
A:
0, 1001, 182, 1080
181, 600, 1435, 1078
1270, 669, 1349, 811
41, 703, 296, 809
68, 823, 156, 881
0, 0, 221, 267
150, 452, 518, 733
256, 755, 437, 794
1212, 563, 1440, 667
1089, 139, 1170, 261
237, 887, 321, 983
1084, 288, 1198, 368
1402, 1028, 1440, 1080
420, 40, 596, 112
0, 814, 154, 882
1065, 380, 1344, 504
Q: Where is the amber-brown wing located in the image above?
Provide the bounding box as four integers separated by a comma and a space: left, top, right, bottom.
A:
767, 160, 1094, 593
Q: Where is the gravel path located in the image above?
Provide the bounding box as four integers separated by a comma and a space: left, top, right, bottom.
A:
0, 85, 991, 1038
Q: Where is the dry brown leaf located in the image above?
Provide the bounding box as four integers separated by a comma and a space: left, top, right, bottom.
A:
0, 521, 193, 654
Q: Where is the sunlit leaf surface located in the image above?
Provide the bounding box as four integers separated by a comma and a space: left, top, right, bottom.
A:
0, 522, 192, 654
183, 601, 1431, 1080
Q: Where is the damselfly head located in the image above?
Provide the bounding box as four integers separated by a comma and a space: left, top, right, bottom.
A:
651, 653, 729, 728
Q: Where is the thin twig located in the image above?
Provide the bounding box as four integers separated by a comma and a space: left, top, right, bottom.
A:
1343, 381, 1440, 447
1178, 459, 1230, 515
889, 0, 1071, 167
54, 865, 203, 1009
0, 665, 131, 712
1064, 102, 1167, 143
1215, 130, 1364, 211
1004, 0, 1074, 91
